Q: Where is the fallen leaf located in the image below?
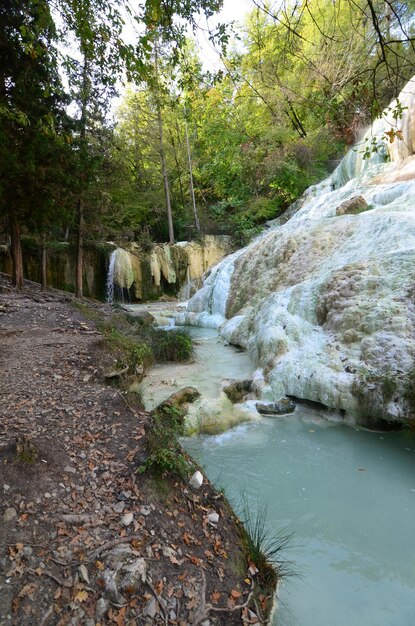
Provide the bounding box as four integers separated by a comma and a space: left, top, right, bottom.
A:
18, 584, 37, 600
155, 580, 164, 595
54, 587, 62, 600
74, 590, 88, 603
186, 597, 198, 610
230, 589, 242, 600
210, 590, 221, 604
115, 606, 126, 626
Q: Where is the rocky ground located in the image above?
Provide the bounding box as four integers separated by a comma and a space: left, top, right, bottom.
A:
0, 276, 273, 626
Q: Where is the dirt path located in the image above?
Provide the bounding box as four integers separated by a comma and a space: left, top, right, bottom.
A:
0, 277, 272, 626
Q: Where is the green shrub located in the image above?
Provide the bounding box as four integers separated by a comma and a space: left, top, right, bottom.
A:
231, 214, 262, 247
150, 328, 194, 362
139, 404, 189, 477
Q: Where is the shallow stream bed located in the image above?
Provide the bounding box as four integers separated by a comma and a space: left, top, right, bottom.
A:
133, 314, 415, 625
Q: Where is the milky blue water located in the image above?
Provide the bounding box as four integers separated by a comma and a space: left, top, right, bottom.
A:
184, 407, 415, 626
132, 316, 415, 626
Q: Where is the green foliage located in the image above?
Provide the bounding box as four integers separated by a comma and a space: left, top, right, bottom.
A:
139, 404, 189, 477
0, 0, 73, 235
100, 325, 155, 372
230, 215, 262, 247
151, 328, 194, 362
96, 311, 194, 377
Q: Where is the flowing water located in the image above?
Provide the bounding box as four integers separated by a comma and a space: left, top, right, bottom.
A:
132, 320, 415, 626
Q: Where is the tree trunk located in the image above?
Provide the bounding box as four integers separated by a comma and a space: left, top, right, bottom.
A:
184, 113, 201, 235
41, 233, 47, 291
154, 44, 175, 244
169, 124, 186, 209
75, 48, 89, 298
9, 209, 23, 289
75, 199, 83, 297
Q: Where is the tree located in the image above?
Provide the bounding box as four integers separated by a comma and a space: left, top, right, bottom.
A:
0, 0, 70, 289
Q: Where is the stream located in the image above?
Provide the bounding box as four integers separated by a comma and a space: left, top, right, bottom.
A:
127, 307, 415, 626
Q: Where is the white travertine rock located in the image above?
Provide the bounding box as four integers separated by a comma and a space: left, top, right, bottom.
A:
183, 77, 415, 427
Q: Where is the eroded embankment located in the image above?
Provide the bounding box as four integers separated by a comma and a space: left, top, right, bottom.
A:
0, 276, 276, 625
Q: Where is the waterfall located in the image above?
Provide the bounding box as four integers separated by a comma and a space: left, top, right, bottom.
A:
106, 250, 116, 304
183, 76, 415, 426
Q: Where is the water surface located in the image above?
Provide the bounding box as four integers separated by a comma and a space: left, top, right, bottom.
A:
135, 317, 415, 625
184, 413, 415, 626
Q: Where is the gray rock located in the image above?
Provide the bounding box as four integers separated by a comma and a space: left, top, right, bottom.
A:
64, 465, 76, 474
140, 505, 151, 516
130, 310, 155, 326
336, 195, 368, 216
121, 512, 133, 527
105, 545, 133, 570
95, 598, 109, 621
113, 501, 125, 513
103, 569, 126, 605
119, 558, 147, 593
3, 508, 17, 522
152, 387, 200, 414
256, 398, 296, 415
223, 379, 252, 404
144, 597, 157, 618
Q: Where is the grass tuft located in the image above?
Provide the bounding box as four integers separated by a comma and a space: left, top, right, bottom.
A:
238, 497, 296, 586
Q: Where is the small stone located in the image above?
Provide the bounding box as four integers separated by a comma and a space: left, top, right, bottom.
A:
121, 512, 133, 527
3, 484, 10, 491
208, 512, 219, 525
44, 492, 51, 499
78, 564, 89, 584
144, 597, 157, 618
3, 508, 17, 522
64, 466, 76, 474
190, 471, 203, 489
113, 501, 125, 513
96, 598, 109, 622
140, 505, 151, 516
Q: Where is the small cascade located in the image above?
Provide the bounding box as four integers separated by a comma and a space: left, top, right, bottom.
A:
106, 250, 116, 304
106, 248, 135, 304
182, 76, 415, 426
